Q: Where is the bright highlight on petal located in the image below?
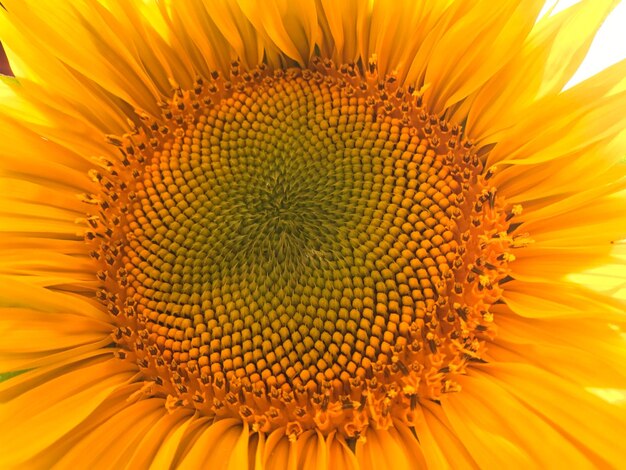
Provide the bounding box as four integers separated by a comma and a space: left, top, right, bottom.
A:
1, 0, 625, 468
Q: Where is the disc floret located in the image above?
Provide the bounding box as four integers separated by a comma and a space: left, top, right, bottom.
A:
87, 59, 521, 439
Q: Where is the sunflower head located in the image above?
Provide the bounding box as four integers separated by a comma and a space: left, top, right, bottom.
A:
1, 0, 626, 468
89, 60, 522, 437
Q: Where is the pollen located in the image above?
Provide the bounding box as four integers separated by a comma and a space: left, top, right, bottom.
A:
89, 59, 519, 439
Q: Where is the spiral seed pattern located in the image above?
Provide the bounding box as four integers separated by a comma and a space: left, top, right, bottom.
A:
90, 60, 520, 438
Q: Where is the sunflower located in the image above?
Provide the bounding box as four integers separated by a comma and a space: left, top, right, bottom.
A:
1, 0, 626, 468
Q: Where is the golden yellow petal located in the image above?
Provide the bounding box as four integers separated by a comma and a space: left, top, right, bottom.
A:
0, 356, 134, 468
150, 417, 212, 469
294, 430, 327, 470
489, 302, 626, 389
237, 0, 309, 64
1, 1, 163, 114
262, 428, 297, 470
318, 0, 370, 64
325, 431, 360, 470
368, 1, 447, 80
0, 309, 109, 353
52, 398, 165, 470
441, 370, 598, 467
501, 279, 626, 319
536, 0, 622, 96
355, 423, 426, 470
419, 0, 545, 112
487, 74, 626, 169
0, 276, 109, 321
177, 419, 249, 470
478, 363, 626, 467
467, 0, 621, 142
124, 408, 195, 469
412, 401, 479, 469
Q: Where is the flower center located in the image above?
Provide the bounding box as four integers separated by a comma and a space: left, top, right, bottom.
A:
89, 60, 519, 439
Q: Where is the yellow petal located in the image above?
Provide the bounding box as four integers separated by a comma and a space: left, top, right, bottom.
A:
295, 430, 327, 470
441, 370, 597, 467
150, 416, 212, 469
355, 423, 426, 470
0, 308, 109, 353
0, 356, 135, 468
236, 0, 317, 64
479, 363, 626, 467
0, 276, 109, 321
52, 398, 166, 470
318, 0, 371, 64
117, 408, 195, 469
262, 428, 297, 470
418, 0, 545, 112
325, 431, 360, 470
501, 279, 626, 319
412, 401, 479, 469
467, 0, 621, 142
177, 418, 250, 470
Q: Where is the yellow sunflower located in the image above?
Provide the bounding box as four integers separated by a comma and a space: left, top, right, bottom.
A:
2, 0, 626, 468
